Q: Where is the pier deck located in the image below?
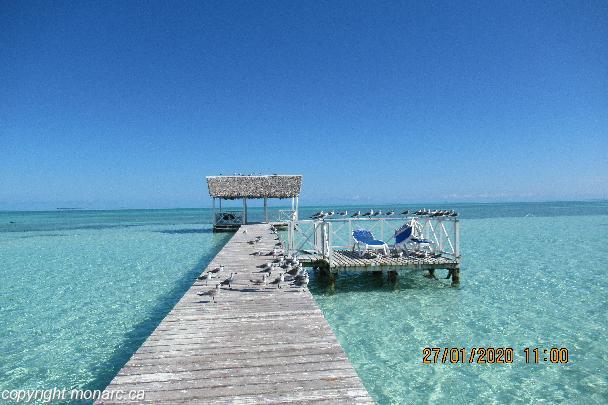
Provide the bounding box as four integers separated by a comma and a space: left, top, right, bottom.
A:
300, 250, 459, 272
99, 224, 372, 404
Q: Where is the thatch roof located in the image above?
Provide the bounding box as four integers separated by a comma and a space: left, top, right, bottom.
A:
206, 175, 302, 199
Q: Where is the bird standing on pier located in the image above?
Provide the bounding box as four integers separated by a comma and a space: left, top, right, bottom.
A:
271, 273, 285, 289
287, 264, 301, 276
211, 265, 224, 275
250, 274, 268, 288
198, 272, 214, 284
221, 273, 237, 289
198, 284, 220, 302
295, 273, 310, 291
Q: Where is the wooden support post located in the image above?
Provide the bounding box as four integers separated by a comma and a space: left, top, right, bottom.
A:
388, 270, 397, 283
327, 271, 336, 291
243, 198, 248, 224
212, 197, 216, 226
372, 270, 382, 278
451, 268, 460, 286
428, 269, 436, 279
264, 197, 268, 223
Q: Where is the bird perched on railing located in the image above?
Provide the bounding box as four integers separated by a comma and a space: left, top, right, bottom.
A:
197, 284, 220, 302
363, 210, 374, 217
401, 210, 409, 215
351, 211, 361, 218
338, 211, 348, 216
386, 210, 395, 216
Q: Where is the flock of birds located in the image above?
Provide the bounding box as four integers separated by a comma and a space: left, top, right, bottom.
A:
310, 208, 459, 219
196, 225, 309, 303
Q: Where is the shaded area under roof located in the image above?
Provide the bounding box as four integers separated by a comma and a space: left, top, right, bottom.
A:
206, 175, 302, 199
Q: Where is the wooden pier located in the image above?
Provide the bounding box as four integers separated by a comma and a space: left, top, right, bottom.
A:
99, 224, 373, 404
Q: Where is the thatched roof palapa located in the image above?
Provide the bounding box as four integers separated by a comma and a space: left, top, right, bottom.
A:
206, 175, 302, 199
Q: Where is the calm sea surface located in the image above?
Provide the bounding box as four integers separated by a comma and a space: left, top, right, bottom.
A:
1, 201, 607, 403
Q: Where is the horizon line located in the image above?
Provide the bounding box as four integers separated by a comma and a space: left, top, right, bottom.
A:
1, 198, 606, 213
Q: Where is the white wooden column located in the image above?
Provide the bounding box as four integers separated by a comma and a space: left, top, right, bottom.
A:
264, 197, 268, 223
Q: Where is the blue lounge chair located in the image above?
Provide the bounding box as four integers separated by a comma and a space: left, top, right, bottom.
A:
352, 229, 389, 256
394, 221, 434, 253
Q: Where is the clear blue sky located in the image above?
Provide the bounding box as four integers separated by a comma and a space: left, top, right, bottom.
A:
1, 1, 606, 210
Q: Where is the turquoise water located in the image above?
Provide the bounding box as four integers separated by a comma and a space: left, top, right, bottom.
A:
310, 207, 608, 403
0, 210, 230, 396
1, 202, 607, 404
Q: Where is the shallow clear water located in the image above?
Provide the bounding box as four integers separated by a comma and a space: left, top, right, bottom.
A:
1, 203, 607, 404
311, 212, 608, 404
0, 211, 230, 395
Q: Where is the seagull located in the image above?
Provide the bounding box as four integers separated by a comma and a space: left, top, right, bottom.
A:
295, 273, 310, 290
287, 265, 301, 276
363, 210, 373, 217
373, 210, 382, 216
221, 273, 237, 289
271, 273, 285, 289
210, 265, 224, 274
327, 211, 335, 217
250, 274, 268, 288
197, 272, 214, 284
351, 211, 361, 218
386, 210, 395, 216
401, 210, 409, 215
198, 284, 220, 302
338, 211, 348, 216
294, 269, 308, 282
449, 210, 458, 217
